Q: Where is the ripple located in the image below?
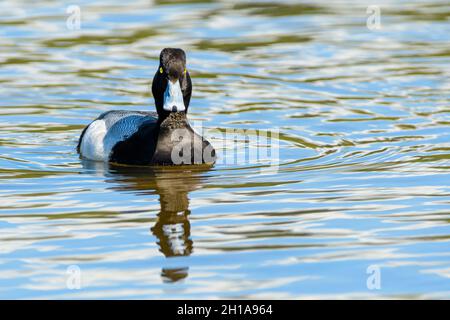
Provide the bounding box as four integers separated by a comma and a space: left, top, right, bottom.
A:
0, 0, 450, 299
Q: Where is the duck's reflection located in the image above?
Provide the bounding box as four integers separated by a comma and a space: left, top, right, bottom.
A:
81, 160, 210, 283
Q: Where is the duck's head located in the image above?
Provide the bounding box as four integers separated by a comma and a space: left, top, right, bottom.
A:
152, 48, 192, 119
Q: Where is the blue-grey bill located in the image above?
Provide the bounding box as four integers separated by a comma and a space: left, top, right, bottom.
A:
163, 80, 186, 112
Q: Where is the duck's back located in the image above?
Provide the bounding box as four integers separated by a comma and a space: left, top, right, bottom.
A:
78, 110, 158, 162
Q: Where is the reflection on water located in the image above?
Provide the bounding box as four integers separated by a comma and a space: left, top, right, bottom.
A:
1, 0, 450, 298
83, 161, 210, 283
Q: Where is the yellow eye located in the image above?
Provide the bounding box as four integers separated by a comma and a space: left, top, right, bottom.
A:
159, 67, 163, 74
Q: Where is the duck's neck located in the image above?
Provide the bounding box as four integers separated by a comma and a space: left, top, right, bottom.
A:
158, 112, 189, 130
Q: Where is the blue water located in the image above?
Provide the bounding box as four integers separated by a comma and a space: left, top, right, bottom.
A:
0, 0, 450, 299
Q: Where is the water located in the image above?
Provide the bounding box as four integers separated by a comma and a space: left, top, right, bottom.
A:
1, 0, 450, 299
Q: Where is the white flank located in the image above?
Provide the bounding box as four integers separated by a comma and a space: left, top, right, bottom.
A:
80, 120, 108, 161
80, 115, 146, 161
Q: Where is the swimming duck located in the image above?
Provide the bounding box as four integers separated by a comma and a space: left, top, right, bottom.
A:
77, 48, 216, 165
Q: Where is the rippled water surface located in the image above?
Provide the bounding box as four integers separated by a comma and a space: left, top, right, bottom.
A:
1, 0, 450, 299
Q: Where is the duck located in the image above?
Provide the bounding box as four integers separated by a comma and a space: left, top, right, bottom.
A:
77, 48, 216, 166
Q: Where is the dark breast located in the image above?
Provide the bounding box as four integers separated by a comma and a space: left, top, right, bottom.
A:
152, 125, 216, 165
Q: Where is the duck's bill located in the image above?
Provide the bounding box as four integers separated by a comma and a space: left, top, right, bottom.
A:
163, 80, 186, 112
